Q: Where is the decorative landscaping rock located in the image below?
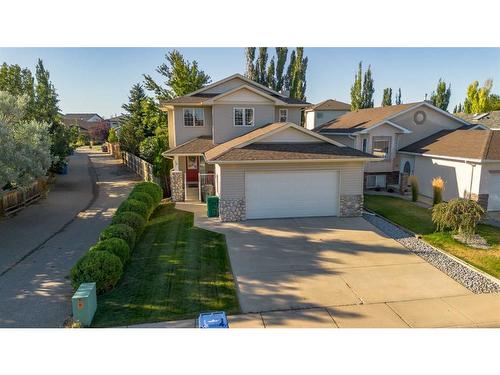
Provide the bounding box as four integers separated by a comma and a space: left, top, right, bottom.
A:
219, 198, 245, 222
340, 194, 363, 217
170, 171, 184, 202
363, 213, 500, 294
452, 234, 491, 250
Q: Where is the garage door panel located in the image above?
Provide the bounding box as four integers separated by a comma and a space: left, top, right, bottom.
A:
245, 170, 339, 219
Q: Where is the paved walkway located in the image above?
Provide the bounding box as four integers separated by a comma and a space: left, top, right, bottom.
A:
128, 202, 500, 328
0, 148, 139, 327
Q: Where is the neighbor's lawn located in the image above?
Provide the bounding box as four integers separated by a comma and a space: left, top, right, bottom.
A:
364, 195, 500, 279
92, 203, 239, 327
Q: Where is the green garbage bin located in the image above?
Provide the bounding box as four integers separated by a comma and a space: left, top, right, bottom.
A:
206, 196, 219, 218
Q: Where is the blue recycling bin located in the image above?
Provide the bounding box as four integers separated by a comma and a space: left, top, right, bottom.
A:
198, 311, 229, 328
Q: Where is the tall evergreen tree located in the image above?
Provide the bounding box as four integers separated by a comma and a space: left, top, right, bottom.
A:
382, 88, 392, 107
275, 47, 288, 92
267, 58, 276, 90
34, 59, 60, 130
288, 47, 308, 100
245, 47, 256, 81
395, 88, 402, 105
361, 65, 375, 108
256, 47, 268, 85
120, 83, 147, 154
284, 49, 296, 91
350, 62, 363, 110
430, 78, 451, 111
143, 50, 211, 99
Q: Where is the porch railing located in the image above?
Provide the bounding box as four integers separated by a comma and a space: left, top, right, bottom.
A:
198, 173, 215, 202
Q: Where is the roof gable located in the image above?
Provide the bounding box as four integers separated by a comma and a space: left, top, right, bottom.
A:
205, 85, 280, 104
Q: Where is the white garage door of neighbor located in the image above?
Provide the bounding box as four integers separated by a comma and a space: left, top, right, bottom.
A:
245, 170, 339, 219
488, 173, 500, 211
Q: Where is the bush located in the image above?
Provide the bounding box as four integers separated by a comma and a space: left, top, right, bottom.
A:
116, 198, 150, 219
408, 175, 419, 202
70, 251, 123, 294
112, 211, 146, 237
90, 238, 131, 264
132, 182, 163, 205
432, 198, 485, 238
100, 224, 136, 248
432, 177, 445, 205
128, 191, 155, 212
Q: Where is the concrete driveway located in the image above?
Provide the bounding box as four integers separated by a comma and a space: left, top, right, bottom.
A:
181, 206, 500, 327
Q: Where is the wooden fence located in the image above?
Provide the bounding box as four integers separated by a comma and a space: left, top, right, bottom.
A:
106, 142, 122, 159
121, 151, 160, 185
0, 179, 46, 216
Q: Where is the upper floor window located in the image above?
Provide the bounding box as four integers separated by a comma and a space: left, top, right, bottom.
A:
372, 137, 391, 159
279, 109, 288, 122
234, 108, 254, 126
362, 138, 368, 153
183, 108, 204, 127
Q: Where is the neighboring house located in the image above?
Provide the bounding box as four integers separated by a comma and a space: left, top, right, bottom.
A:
304, 99, 351, 130
456, 111, 500, 129
313, 101, 499, 211
106, 115, 126, 131
62, 113, 109, 141
161, 74, 377, 221
399, 129, 500, 211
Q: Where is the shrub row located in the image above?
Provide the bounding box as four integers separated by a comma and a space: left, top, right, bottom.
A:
71, 181, 163, 294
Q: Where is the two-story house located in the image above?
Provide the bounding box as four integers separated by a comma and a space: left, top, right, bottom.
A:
304, 99, 351, 130
161, 74, 377, 221
314, 101, 500, 211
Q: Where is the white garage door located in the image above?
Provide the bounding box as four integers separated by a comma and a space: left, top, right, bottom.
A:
245, 170, 339, 219
488, 173, 500, 211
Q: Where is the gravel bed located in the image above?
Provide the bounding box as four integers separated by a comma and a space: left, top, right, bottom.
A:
363, 213, 500, 294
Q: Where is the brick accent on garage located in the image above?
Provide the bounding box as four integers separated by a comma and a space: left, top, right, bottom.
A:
219, 198, 246, 222
339, 194, 363, 217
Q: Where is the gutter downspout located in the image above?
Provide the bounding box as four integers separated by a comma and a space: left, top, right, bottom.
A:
465, 160, 476, 199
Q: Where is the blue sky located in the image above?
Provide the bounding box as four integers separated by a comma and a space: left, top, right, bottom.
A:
0, 48, 499, 118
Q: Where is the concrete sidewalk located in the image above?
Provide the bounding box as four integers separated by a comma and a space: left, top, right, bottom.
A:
129, 293, 500, 328
0, 148, 139, 327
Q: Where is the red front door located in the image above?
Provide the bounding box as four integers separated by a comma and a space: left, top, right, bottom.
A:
186, 156, 199, 183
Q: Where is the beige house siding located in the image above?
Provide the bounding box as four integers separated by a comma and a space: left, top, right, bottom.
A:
258, 127, 322, 143
392, 106, 465, 149
212, 104, 276, 143
173, 106, 213, 146
217, 161, 365, 200
167, 109, 176, 149
275, 107, 302, 125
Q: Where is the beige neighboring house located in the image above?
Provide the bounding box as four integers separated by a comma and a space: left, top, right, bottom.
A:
312, 101, 500, 211
304, 99, 351, 130
161, 74, 377, 222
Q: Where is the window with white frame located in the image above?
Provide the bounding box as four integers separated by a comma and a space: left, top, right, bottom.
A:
234, 108, 254, 126
279, 109, 288, 122
372, 137, 391, 159
366, 174, 387, 188
183, 108, 204, 127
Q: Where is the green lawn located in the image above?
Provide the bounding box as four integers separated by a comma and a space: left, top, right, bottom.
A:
364, 195, 500, 279
92, 203, 240, 327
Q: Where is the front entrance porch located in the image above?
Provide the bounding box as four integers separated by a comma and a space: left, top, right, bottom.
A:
170, 155, 216, 202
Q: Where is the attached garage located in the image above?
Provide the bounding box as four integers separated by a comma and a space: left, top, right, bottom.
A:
245, 170, 339, 219
487, 172, 500, 211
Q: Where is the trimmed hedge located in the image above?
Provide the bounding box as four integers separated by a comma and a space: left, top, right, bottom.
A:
90, 238, 131, 264
132, 182, 163, 205
100, 224, 136, 248
112, 211, 146, 237
128, 191, 155, 212
116, 198, 149, 219
70, 251, 123, 295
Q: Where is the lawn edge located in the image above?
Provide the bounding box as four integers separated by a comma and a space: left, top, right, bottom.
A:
364, 208, 500, 287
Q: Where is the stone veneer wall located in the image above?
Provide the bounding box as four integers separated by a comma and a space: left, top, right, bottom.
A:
339, 194, 363, 217
170, 171, 184, 202
219, 198, 245, 222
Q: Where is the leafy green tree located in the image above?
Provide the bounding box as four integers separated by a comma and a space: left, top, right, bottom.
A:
256, 47, 268, 85
453, 104, 458, 113
143, 50, 211, 99
457, 102, 463, 112
267, 58, 276, 90
34, 59, 60, 130
120, 83, 147, 154
430, 79, 451, 111
489, 94, 500, 110
395, 88, 402, 105
361, 65, 374, 108
275, 47, 288, 92
287, 47, 308, 100
350, 62, 363, 110
382, 88, 392, 107
463, 79, 493, 113
0, 63, 36, 121
245, 47, 256, 81
107, 127, 118, 143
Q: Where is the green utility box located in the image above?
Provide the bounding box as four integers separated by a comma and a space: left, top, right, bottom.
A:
72, 282, 97, 327
206, 196, 219, 218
